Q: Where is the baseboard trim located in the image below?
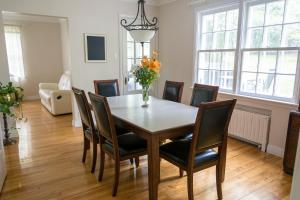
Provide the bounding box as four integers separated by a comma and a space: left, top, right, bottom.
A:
267, 144, 284, 158
24, 96, 40, 101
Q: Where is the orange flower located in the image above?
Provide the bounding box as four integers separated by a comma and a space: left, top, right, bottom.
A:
141, 56, 149, 66
152, 51, 158, 59
149, 59, 161, 73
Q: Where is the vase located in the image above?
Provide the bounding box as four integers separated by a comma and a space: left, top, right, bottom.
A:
142, 86, 150, 107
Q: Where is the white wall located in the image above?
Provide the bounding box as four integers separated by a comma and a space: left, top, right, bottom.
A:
3, 19, 64, 99
0, 0, 158, 126
291, 131, 300, 200
158, 0, 299, 157
0, 14, 10, 84
60, 19, 71, 72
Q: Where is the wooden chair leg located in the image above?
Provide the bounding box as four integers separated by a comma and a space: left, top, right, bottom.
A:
130, 158, 134, 165
112, 159, 120, 197
179, 168, 184, 177
91, 141, 97, 173
82, 137, 89, 163
216, 164, 223, 200
187, 172, 194, 200
135, 157, 139, 168
98, 149, 105, 181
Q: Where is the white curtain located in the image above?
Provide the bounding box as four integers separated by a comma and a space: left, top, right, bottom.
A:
4, 25, 25, 83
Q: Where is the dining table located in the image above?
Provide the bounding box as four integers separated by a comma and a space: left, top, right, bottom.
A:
107, 94, 227, 200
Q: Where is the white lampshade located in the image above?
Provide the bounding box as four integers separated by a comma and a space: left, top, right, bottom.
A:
129, 30, 156, 43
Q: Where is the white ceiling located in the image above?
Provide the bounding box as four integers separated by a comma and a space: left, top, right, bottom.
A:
122, 0, 177, 6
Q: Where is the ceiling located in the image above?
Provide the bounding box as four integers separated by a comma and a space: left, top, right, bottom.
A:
121, 0, 177, 6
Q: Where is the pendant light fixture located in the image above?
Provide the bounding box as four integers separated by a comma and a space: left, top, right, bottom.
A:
120, 0, 159, 45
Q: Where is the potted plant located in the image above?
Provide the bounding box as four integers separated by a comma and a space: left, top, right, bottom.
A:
132, 51, 161, 107
0, 82, 24, 145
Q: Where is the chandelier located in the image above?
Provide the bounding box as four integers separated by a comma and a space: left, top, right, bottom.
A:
120, 0, 159, 43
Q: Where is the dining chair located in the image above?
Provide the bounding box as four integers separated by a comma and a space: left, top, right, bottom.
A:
72, 87, 98, 173
190, 83, 219, 107
170, 83, 219, 141
94, 79, 120, 97
88, 92, 147, 196
162, 80, 184, 103
160, 99, 236, 200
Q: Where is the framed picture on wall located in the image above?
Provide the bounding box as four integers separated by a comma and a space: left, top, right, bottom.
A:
84, 33, 106, 62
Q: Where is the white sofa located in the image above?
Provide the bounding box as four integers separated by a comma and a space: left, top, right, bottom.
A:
39, 71, 72, 115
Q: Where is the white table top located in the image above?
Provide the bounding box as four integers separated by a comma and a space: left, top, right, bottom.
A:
107, 94, 198, 133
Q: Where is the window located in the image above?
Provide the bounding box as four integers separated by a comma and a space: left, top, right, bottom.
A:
197, 8, 239, 91
196, 0, 300, 103
126, 32, 150, 91
4, 25, 25, 82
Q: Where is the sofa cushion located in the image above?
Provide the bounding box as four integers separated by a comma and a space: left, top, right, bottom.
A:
39, 89, 51, 101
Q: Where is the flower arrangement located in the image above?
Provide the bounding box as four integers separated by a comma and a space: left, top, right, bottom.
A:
132, 51, 161, 106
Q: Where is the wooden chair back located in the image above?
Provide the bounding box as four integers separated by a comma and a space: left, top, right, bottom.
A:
72, 87, 95, 131
190, 99, 236, 156
88, 93, 119, 149
94, 79, 120, 97
190, 83, 219, 107
162, 80, 184, 103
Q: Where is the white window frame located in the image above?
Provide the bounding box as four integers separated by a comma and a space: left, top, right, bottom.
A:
195, 0, 300, 103
195, 4, 240, 93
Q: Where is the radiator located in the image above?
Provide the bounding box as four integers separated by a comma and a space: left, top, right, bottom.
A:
228, 109, 270, 152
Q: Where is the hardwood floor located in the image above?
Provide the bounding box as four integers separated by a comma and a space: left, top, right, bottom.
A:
0, 101, 292, 200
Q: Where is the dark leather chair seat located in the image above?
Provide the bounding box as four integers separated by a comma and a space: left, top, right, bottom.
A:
160, 139, 218, 167
170, 132, 193, 141
104, 132, 147, 157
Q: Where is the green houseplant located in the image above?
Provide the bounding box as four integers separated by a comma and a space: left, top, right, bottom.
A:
0, 82, 24, 145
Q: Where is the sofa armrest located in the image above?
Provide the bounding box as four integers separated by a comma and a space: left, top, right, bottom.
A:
49, 90, 72, 115
39, 83, 58, 90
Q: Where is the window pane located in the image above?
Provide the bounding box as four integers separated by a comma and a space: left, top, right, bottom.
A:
213, 32, 225, 49
243, 51, 259, 72
202, 14, 214, 33
248, 4, 265, 27
220, 71, 233, 90
259, 51, 277, 73
241, 72, 257, 93
256, 73, 274, 95
209, 70, 220, 85
265, 1, 284, 26
264, 25, 282, 47
127, 77, 135, 91
136, 43, 143, 58
201, 33, 213, 50
143, 42, 151, 57
226, 9, 239, 30
282, 23, 300, 47
222, 52, 235, 70
225, 30, 237, 49
246, 28, 263, 48
198, 52, 210, 69
274, 75, 295, 98
127, 42, 134, 58
214, 12, 226, 31
285, 0, 300, 23
210, 52, 221, 69
127, 58, 134, 71
277, 50, 298, 74
198, 69, 209, 84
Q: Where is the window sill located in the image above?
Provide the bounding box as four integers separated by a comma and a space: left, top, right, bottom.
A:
189, 86, 298, 109
219, 91, 298, 109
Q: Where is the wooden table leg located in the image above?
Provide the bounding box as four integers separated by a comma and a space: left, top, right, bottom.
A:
220, 141, 228, 182
147, 135, 160, 200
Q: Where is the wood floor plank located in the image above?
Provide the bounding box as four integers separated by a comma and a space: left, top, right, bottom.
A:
0, 101, 292, 200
